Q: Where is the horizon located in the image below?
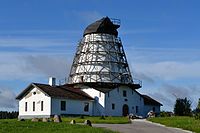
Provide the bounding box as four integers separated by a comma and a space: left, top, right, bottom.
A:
0, 0, 200, 112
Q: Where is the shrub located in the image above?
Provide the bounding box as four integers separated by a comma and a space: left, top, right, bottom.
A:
99, 116, 105, 120
160, 111, 173, 117
80, 115, 84, 119
194, 113, 200, 120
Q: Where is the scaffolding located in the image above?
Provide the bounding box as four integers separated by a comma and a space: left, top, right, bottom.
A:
68, 33, 141, 90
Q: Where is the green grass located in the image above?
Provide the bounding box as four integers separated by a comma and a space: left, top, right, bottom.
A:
148, 116, 200, 133
62, 116, 130, 124
0, 119, 118, 133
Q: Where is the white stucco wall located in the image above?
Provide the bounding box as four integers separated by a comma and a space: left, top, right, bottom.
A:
51, 98, 93, 116
18, 87, 51, 119
105, 86, 144, 116
82, 88, 105, 116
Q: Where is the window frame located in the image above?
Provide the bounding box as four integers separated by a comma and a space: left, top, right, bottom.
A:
112, 103, 115, 110
41, 101, 44, 111
25, 102, 27, 112
123, 90, 127, 97
136, 106, 138, 113
61, 101, 66, 111
153, 107, 155, 112
84, 102, 89, 112
33, 101, 35, 111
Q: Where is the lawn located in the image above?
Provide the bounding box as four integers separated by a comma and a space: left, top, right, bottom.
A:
148, 116, 200, 133
62, 116, 130, 124
0, 119, 118, 133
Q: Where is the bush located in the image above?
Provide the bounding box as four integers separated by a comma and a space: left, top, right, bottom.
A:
0, 111, 18, 119
160, 111, 173, 117
80, 115, 84, 119
99, 116, 105, 120
194, 113, 200, 120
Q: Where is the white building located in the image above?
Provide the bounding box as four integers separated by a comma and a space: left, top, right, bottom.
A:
16, 17, 162, 119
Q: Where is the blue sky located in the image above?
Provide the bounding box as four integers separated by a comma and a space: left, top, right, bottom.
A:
0, 0, 200, 111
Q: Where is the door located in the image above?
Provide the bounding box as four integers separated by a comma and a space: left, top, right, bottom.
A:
122, 104, 129, 116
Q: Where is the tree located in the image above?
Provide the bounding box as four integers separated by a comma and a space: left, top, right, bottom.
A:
196, 98, 200, 112
193, 98, 200, 114
174, 97, 192, 116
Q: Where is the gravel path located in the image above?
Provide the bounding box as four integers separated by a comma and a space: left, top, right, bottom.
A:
93, 119, 193, 133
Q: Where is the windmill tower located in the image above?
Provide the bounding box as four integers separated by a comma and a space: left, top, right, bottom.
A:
68, 17, 141, 91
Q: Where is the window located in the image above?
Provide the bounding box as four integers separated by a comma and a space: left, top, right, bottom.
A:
136, 106, 138, 113
84, 102, 89, 112
33, 102, 35, 111
117, 88, 119, 92
153, 107, 155, 112
61, 101, 66, 111
41, 101, 44, 111
80, 76, 84, 82
123, 90, 127, 97
25, 102, 27, 112
99, 92, 101, 97
112, 103, 115, 110
108, 92, 110, 97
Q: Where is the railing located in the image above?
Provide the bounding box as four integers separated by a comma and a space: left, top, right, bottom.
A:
115, 37, 121, 43
84, 34, 121, 44
58, 77, 68, 85
133, 78, 142, 87
110, 18, 121, 26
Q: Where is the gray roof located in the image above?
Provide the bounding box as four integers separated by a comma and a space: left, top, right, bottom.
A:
83, 17, 120, 37
142, 95, 163, 106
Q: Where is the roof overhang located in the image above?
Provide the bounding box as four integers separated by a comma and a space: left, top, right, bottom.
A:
67, 82, 141, 93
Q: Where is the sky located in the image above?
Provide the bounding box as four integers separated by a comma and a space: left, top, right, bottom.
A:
0, 0, 200, 112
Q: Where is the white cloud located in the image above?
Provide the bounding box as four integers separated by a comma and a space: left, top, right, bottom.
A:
23, 55, 72, 79
0, 38, 70, 47
73, 11, 103, 24
127, 47, 200, 111
126, 47, 200, 63
0, 53, 72, 81
0, 88, 17, 111
126, 47, 200, 80
133, 61, 200, 80
147, 84, 200, 111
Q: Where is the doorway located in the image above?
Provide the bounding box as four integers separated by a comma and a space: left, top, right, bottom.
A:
122, 104, 129, 116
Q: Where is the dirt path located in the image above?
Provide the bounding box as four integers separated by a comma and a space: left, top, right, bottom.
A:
93, 119, 192, 133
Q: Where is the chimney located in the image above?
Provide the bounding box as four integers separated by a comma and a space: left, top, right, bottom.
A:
49, 77, 56, 86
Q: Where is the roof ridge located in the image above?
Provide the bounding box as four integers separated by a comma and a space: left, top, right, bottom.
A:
59, 85, 93, 100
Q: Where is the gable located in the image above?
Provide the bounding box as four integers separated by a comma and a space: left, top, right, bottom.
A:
16, 84, 50, 100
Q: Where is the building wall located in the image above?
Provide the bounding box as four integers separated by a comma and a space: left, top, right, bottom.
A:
51, 98, 93, 116
18, 87, 51, 119
82, 88, 105, 116
105, 86, 145, 116
18, 85, 161, 118
143, 105, 161, 117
